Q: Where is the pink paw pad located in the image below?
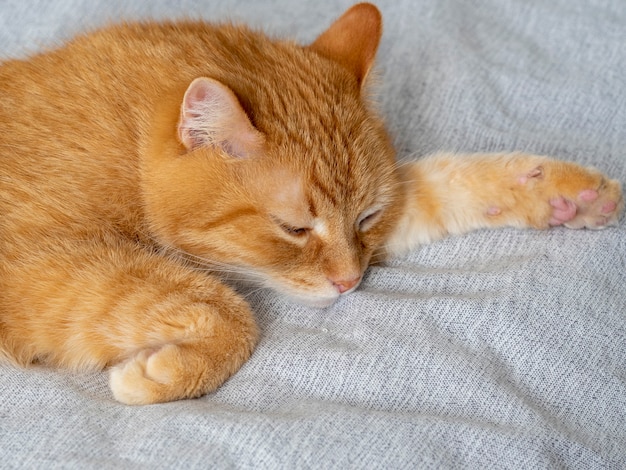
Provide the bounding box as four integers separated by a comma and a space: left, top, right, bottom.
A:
549, 197, 577, 226
578, 189, 598, 202
602, 201, 617, 214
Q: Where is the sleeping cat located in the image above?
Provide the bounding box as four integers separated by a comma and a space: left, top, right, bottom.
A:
0, 3, 622, 405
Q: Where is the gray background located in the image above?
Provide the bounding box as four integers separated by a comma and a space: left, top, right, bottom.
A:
1, 0, 625, 468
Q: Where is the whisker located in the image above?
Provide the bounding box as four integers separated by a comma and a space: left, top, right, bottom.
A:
392, 158, 420, 170
238, 285, 270, 301
132, 228, 261, 278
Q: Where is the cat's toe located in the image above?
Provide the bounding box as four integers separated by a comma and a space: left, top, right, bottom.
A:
109, 348, 165, 405
549, 197, 578, 226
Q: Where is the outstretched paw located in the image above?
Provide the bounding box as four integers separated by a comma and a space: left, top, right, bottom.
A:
549, 178, 622, 230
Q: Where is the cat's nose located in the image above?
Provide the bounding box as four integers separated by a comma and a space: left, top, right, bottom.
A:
330, 276, 361, 294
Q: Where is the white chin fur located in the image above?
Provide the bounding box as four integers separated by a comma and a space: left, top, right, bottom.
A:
229, 272, 343, 308
280, 280, 364, 308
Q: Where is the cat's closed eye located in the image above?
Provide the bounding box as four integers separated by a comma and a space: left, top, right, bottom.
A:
271, 216, 311, 238
281, 224, 309, 237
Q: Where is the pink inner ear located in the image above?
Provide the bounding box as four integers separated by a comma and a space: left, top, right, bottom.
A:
178, 79, 213, 149
185, 81, 210, 111
178, 77, 264, 157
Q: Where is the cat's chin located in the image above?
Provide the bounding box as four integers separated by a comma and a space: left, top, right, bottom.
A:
227, 276, 341, 308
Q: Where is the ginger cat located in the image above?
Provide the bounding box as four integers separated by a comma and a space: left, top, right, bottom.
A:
0, 3, 622, 405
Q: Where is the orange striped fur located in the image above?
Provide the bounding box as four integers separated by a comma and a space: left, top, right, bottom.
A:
0, 3, 621, 404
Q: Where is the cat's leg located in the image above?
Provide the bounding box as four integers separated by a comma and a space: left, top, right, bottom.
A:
1, 236, 258, 405
386, 152, 623, 256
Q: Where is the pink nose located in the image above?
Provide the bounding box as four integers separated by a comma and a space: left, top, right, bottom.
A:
331, 276, 361, 294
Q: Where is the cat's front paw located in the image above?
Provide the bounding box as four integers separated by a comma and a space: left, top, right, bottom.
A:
109, 347, 165, 405
109, 344, 205, 405
548, 177, 623, 230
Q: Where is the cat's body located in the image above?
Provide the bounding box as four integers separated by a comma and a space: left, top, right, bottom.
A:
0, 3, 622, 404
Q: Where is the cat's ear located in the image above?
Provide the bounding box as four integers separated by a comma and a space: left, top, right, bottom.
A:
178, 77, 264, 157
309, 2, 382, 86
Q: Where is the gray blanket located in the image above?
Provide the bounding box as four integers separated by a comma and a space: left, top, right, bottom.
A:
1, 0, 625, 468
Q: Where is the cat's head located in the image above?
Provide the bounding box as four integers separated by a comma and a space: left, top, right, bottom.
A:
142, 3, 402, 307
